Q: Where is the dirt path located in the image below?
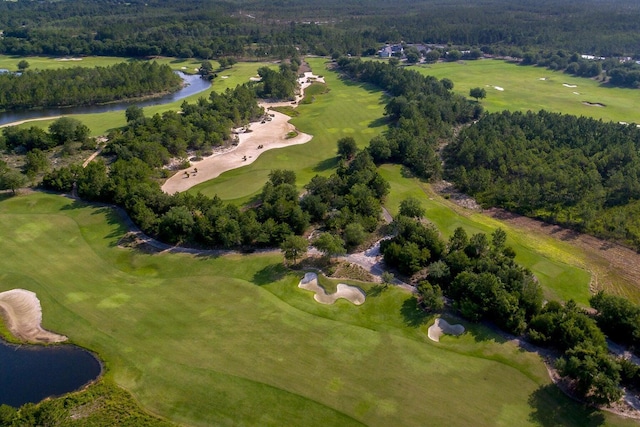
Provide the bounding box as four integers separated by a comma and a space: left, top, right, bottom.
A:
487, 208, 640, 299
0, 115, 64, 129
161, 72, 324, 194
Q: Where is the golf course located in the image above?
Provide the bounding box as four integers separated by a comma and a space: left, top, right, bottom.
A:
2, 56, 640, 425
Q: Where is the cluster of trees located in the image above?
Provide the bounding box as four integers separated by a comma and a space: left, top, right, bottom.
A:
444, 110, 640, 250
254, 60, 300, 100
0, 62, 182, 111
2, 0, 640, 62
336, 57, 480, 180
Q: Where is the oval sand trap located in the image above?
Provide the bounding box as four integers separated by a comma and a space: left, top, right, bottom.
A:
298, 272, 365, 305
428, 318, 465, 342
0, 289, 67, 343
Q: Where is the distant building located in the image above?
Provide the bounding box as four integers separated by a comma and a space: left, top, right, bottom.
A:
379, 44, 404, 58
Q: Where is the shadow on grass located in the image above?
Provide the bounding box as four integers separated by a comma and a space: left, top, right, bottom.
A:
368, 116, 390, 128
367, 284, 388, 297
253, 263, 288, 286
313, 156, 338, 172
528, 384, 605, 427
400, 296, 431, 327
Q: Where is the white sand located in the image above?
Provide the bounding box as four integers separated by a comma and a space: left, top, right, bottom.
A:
249, 76, 262, 81
221, 75, 229, 79
162, 71, 325, 194
298, 272, 365, 305
427, 318, 465, 342
539, 77, 547, 80
0, 289, 67, 343
0, 115, 64, 129
573, 91, 580, 95
493, 86, 504, 91
563, 83, 578, 88
55, 58, 83, 61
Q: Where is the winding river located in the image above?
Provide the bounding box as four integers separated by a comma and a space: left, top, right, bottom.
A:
0, 340, 102, 407
0, 72, 212, 127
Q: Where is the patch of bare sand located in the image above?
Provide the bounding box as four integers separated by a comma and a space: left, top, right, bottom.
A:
427, 318, 465, 342
0, 115, 64, 129
161, 71, 324, 194
298, 272, 365, 305
0, 289, 67, 343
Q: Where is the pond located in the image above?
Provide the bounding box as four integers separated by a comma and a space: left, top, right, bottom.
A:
0, 340, 102, 407
0, 71, 212, 126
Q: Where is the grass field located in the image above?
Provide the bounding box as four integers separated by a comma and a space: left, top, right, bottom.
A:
379, 164, 592, 304
188, 57, 388, 203
0, 192, 634, 427
411, 59, 640, 124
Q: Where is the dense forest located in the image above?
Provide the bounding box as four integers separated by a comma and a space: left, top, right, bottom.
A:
1, 0, 640, 59
0, 62, 182, 111
443, 110, 640, 250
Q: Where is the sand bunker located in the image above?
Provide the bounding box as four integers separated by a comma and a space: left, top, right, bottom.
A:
573, 91, 580, 95
221, 75, 229, 79
298, 272, 365, 305
582, 101, 606, 107
162, 71, 324, 194
563, 83, 577, 88
0, 289, 67, 343
428, 318, 465, 342
539, 77, 547, 81
249, 76, 262, 82
493, 86, 504, 91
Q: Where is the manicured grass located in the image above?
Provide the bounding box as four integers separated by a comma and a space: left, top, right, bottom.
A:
411, 59, 640, 124
1, 192, 632, 426
189, 57, 389, 203
379, 164, 592, 304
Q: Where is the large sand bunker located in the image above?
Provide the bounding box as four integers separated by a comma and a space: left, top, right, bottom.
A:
298, 272, 365, 305
0, 289, 67, 343
161, 71, 324, 194
428, 318, 465, 342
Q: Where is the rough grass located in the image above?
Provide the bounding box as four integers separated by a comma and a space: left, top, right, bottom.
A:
188, 57, 388, 203
379, 164, 592, 304
0, 192, 632, 426
412, 59, 640, 124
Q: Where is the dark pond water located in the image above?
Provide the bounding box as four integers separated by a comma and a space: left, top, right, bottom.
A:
0, 340, 102, 407
0, 71, 211, 126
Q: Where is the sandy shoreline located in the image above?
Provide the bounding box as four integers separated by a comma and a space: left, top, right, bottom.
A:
161, 72, 324, 194
0, 289, 67, 343
0, 115, 64, 129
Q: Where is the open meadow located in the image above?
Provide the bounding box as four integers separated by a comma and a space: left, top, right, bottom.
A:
0, 192, 634, 427
412, 59, 640, 124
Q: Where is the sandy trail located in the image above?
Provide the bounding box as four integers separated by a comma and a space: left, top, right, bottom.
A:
162, 72, 325, 194
298, 272, 365, 305
0, 115, 64, 129
427, 318, 465, 342
0, 289, 67, 343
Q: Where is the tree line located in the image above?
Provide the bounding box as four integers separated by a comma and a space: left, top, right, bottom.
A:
0, 62, 182, 111
443, 110, 640, 250
335, 56, 481, 180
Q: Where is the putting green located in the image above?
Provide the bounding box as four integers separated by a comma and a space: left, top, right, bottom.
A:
0, 192, 632, 426
412, 59, 640, 124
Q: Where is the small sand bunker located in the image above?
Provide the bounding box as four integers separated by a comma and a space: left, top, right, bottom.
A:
249, 76, 262, 82
582, 101, 606, 107
493, 86, 504, 91
0, 289, 67, 343
573, 91, 580, 95
428, 318, 465, 342
221, 75, 229, 79
563, 83, 577, 88
298, 273, 365, 305
539, 77, 547, 81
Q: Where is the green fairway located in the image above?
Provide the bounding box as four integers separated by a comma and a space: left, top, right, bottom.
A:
1, 192, 633, 426
379, 164, 592, 304
412, 59, 640, 124
188, 57, 388, 203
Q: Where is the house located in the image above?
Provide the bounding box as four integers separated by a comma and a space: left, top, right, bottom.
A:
379, 44, 404, 58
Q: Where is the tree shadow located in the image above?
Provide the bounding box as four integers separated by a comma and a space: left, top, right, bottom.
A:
253, 263, 288, 286
400, 296, 431, 327
367, 284, 388, 297
368, 116, 390, 128
528, 384, 605, 427
313, 157, 338, 172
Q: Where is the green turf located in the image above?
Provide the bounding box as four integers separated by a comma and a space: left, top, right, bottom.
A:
188, 57, 389, 203
1, 192, 631, 426
379, 164, 592, 304
411, 59, 640, 124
